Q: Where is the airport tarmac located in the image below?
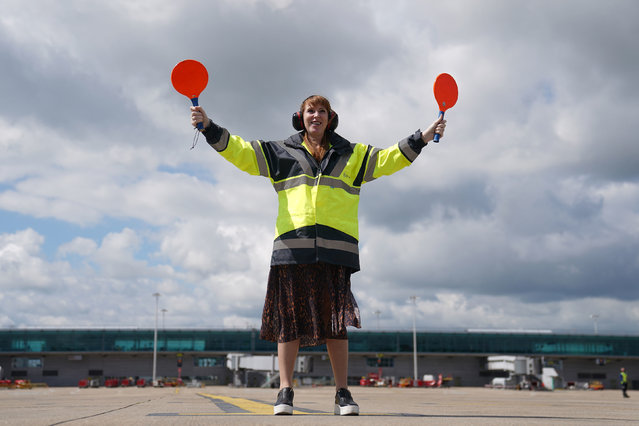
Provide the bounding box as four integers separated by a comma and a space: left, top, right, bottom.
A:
0, 385, 636, 425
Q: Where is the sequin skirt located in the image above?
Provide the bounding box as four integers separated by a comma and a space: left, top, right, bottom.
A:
260, 263, 361, 347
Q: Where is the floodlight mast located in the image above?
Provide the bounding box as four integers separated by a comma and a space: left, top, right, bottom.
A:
152, 293, 161, 386
410, 296, 418, 382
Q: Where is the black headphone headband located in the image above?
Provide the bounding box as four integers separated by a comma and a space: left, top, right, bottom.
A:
291, 110, 339, 132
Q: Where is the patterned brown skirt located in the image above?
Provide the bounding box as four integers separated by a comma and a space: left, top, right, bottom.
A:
260, 263, 361, 347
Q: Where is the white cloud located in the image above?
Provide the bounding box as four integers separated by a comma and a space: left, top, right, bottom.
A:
0, 229, 56, 290
58, 237, 98, 257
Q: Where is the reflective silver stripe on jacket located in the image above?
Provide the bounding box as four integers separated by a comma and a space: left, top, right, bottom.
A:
281, 144, 314, 176
318, 176, 360, 195
364, 148, 381, 183
272, 175, 360, 195
399, 137, 419, 162
273, 238, 359, 255
317, 237, 359, 254
250, 140, 269, 177
273, 176, 317, 192
273, 239, 315, 250
329, 150, 352, 177
209, 129, 230, 151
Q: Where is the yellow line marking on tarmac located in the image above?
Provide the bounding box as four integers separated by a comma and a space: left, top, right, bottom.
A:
198, 392, 275, 414
176, 412, 334, 416
183, 393, 417, 417
198, 392, 321, 415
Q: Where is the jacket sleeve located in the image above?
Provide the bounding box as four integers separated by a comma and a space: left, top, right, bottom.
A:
362, 130, 427, 183
202, 122, 270, 178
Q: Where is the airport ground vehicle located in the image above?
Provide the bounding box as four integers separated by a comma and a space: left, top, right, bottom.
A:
399, 374, 443, 388
359, 372, 392, 387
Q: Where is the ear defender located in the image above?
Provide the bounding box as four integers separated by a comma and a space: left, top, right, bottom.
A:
292, 111, 304, 131
328, 111, 339, 131
291, 110, 339, 131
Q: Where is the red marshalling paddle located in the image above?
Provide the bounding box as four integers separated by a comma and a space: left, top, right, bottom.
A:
433, 73, 458, 142
171, 59, 209, 130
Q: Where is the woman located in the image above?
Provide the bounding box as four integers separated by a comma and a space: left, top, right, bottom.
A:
191, 96, 446, 415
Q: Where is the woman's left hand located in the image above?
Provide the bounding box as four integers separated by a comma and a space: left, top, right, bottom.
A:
421, 115, 447, 143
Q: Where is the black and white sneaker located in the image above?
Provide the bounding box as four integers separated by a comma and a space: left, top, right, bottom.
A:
274, 387, 294, 415
334, 388, 359, 416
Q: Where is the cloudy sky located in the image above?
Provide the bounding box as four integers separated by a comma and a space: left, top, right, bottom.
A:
1, 0, 638, 335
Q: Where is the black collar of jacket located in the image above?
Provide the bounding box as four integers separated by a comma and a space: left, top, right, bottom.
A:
284, 131, 353, 155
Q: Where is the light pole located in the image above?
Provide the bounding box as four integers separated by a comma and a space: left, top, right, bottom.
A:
374, 310, 381, 330
410, 296, 418, 382
590, 314, 599, 335
152, 292, 160, 386
161, 308, 168, 330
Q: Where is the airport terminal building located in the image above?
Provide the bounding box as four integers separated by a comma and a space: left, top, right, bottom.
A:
1, 329, 638, 390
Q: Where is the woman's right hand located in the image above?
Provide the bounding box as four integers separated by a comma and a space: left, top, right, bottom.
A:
191, 106, 211, 130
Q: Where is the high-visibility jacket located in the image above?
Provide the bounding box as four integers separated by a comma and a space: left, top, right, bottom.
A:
620, 371, 628, 384
203, 123, 428, 272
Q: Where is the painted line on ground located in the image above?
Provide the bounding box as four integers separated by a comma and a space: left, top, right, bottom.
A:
197, 392, 324, 415
143, 392, 427, 417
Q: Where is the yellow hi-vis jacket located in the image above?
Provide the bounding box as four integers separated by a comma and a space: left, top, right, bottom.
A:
203, 122, 428, 272
620, 371, 628, 384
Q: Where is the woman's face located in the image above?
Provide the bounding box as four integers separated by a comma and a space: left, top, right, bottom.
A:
302, 103, 329, 136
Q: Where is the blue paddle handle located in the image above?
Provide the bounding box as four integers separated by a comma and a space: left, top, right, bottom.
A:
433, 110, 444, 143
191, 97, 203, 130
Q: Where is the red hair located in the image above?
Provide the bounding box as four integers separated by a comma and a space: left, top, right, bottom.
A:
300, 95, 332, 114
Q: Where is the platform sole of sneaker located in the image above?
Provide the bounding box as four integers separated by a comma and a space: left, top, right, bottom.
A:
334, 404, 359, 416
274, 404, 294, 415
